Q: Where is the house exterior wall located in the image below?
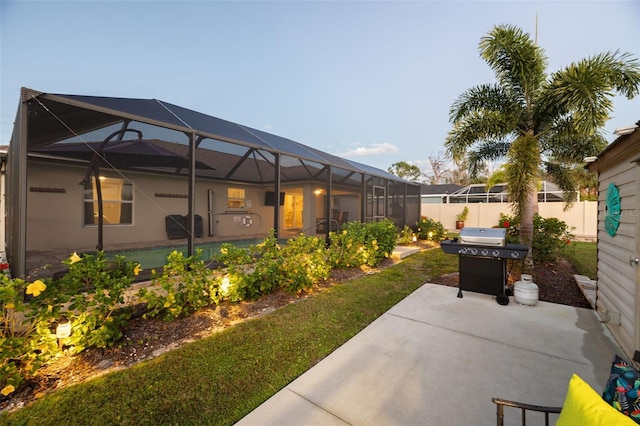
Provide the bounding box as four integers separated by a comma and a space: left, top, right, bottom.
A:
0, 154, 6, 255
25, 161, 279, 252
420, 201, 598, 238
590, 133, 640, 360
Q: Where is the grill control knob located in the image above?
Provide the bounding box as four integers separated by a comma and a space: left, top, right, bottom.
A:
481, 249, 489, 256
511, 252, 520, 258
492, 250, 500, 257
470, 248, 477, 255
458, 248, 466, 254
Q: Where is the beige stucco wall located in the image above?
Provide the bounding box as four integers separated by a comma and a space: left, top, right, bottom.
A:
420, 201, 598, 238
24, 161, 307, 252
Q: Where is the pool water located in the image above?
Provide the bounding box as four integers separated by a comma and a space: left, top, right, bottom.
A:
108, 239, 260, 270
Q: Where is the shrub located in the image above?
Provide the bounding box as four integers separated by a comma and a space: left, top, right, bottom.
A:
364, 219, 398, 265
397, 225, 415, 245
211, 232, 331, 300
276, 234, 331, 293
328, 219, 397, 268
49, 252, 140, 351
416, 216, 446, 241
497, 213, 573, 264
138, 250, 220, 321
0, 275, 52, 396
1, 251, 141, 396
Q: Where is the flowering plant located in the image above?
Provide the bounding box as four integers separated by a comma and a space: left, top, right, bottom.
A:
0, 275, 52, 396
1, 250, 141, 396
416, 216, 446, 241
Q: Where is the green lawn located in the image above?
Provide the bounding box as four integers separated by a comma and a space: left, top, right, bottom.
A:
564, 241, 597, 278
1, 248, 458, 426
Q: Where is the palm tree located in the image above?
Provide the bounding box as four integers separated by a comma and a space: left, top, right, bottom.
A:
445, 24, 640, 258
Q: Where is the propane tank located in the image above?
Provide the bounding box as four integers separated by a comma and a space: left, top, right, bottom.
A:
514, 274, 539, 306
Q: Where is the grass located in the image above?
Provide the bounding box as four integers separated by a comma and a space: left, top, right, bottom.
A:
1, 248, 458, 426
563, 241, 597, 278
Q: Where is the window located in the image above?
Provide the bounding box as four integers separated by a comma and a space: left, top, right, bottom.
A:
227, 188, 245, 209
83, 177, 133, 225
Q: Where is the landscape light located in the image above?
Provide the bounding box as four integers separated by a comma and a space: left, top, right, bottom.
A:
56, 318, 72, 349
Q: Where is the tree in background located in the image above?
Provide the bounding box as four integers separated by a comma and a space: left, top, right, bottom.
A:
389, 155, 480, 185
445, 24, 640, 253
388, 161, 421, 182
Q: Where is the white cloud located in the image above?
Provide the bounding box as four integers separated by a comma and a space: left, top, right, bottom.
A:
336, 142, 399, 158
412, 159, 431, 168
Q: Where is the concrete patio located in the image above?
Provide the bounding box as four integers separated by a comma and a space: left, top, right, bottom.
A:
237, 283, 623, 425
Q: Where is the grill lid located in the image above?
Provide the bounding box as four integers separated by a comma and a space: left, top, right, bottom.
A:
459, 227, 506, 246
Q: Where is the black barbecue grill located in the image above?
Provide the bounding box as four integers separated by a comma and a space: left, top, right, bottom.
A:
440, 227, 529, 305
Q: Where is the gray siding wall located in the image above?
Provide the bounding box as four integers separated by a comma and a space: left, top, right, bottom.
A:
596, 157, 639, 359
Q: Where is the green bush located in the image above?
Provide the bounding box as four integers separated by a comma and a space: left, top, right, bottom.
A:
397, 225, 415, 245
497, 213, 573, 264
328, 219, 397, 268
212, 232, 331, 300
416, 216, 446, 241
51, 252, 139, 351
0, 275, 51, 396
1, 251, 141, 396
138, 250, 220, 321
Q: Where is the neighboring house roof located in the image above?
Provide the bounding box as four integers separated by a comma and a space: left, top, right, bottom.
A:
587, 120, 640, 173
420, 184, 463, 195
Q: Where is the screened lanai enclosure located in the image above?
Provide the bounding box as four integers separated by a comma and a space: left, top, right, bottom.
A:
6, 88, 420, 278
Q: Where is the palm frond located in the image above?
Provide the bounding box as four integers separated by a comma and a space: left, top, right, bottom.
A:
537, 116, 608, 160
449, 84, 519, 122
544, 161, 578, 208
446, 76, 529, 164
543, 50, 640, 134
473, 141, 511, 161
445, 111, 510, 161
466, 141, 509, 179
479, 24, 547, 102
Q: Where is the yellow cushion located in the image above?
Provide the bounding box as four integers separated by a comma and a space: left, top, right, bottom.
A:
557, 374, 637, 426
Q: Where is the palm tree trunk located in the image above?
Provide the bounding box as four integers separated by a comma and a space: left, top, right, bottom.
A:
520, 185, 538, 269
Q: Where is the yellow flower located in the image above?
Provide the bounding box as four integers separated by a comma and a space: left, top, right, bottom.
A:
4, 303, 14, 309
133, 264, 142, 276
26, 280, 46, 297
1, 385, 15, 396
68, 252, 81, 264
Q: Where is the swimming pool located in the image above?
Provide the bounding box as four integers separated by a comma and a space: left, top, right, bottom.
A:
108, 239, 262, 270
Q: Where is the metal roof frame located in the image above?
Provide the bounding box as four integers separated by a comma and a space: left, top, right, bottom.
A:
6, 87, 419, 277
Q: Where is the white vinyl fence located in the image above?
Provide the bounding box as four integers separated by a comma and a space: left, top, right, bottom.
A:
421, 201, 597, 238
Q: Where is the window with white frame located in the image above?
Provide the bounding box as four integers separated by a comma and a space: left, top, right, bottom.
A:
227, 188, 245, 209
83, 177, 133, 225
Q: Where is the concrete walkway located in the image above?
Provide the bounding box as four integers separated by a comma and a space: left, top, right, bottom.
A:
237, 283, 623, 426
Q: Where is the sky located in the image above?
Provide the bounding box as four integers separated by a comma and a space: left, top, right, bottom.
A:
1, 0, 639, 173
